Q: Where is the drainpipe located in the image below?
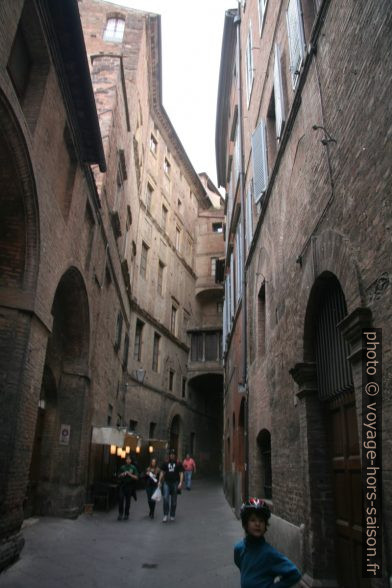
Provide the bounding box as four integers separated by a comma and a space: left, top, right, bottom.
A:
234, 5, 249, 500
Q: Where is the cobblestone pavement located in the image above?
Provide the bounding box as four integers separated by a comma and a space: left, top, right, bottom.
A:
1, 478, 240, 588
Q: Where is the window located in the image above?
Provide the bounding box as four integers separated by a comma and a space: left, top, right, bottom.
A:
217, 301, 223, 314
235, 219, 243, 302
129, 419, 138, 432
175, 227, 181, 251
150, 134, 157, 155
8, 26, 31, 101
273, 44, 285, 139
140, 242, 148, 278
103, 17, 125, 43
164, 158, 171, 176
149, 422, 156, 438
145, 183, 153, 212
152, 333, 160, 372
245, 25, 254, 104
258, 430, 272, 499
190, 331, 221, 362
211, 257, 218, 278
252, 121, 268, 202
258, 283, 266, 355
205, 332, 218, 361
7, 3, 50, 134
286, 0, 306, 88
212, 222, 223, 233
114, 312, 123, 351
182, 378, 187, 399
161, 205, 168, 231
133, 320, 144, 361
107, 404, 113, 426
171, 306, 177, 335
177, 199, 182, 214
157, 261, 165, 296
169, 370, 175, 392
258, 0, 268, 33
191, 332, 204, 362
122, 332, 129, 369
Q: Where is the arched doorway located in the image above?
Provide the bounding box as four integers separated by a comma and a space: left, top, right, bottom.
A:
301, 272, 369, 587
0, 90, 40, 567
169, 415, 181, 456
29, 267, 91, 517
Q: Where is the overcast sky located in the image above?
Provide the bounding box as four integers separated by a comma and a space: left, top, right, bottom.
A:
105, 0, 235, 187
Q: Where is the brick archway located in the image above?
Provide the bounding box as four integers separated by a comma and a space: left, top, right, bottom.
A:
31, 267, 91, 518
0, 91, 41, 569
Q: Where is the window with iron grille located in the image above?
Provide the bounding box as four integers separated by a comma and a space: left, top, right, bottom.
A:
133, 320, 144, 361
152, 333, 160, 372
140, 242, 148, 278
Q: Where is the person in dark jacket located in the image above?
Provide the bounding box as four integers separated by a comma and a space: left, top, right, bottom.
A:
144, 457, 160, 519
234, 498, 301, 588
117, 455, 138, 521
158, 449, 183, 522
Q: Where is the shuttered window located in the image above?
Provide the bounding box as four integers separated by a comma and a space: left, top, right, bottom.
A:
235, 219, 243, 302
258, 0, 268, 33
245, 25, 254, 104
251, 121, 268, 202
286, 0, 306, 88
246, 181, 254, 251
273, 44, 285, 139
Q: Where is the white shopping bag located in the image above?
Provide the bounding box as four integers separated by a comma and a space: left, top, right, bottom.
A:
151, 487, 162, 502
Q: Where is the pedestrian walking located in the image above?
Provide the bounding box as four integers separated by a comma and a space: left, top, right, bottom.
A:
158, 449, 183, 522
182, 452, 197, 490
117, 455, 139, 521
144, 457, 160, 519
234, 498, 301, 587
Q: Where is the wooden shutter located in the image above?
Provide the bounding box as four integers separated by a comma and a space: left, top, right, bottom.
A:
246, 182, 253, 251
286, 0, 305, 88
252, 121, 268, 202
274, 43, 285, 139
246, 26, 253, 102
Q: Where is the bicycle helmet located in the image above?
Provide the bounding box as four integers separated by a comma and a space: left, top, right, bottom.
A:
240, 498, 271, 526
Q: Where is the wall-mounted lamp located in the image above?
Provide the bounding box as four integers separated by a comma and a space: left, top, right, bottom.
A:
135, 445, 141, 454
126, 368, 146, 388
121, 449, 126, 459
312, 124, 336, 145
125, 446, 131, 454
148, 445, 154, 453
110, 444, 117, 455
116, 447, 122, 457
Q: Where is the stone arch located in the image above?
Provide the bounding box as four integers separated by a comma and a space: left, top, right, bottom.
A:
0, 89, 39, 291
31, 267, 91, 517
293, 228, 364, 363
256, 429, 272, 500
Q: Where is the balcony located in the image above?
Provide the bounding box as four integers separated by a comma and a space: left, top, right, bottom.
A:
195, 274, 224, 301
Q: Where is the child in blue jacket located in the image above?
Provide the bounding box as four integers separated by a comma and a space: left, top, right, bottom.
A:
234, 498, 301, 588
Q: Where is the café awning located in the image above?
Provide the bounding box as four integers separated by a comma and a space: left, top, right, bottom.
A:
91, 427, 141, 448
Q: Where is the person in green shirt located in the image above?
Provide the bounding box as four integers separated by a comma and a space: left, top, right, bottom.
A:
117, 455, 138, 520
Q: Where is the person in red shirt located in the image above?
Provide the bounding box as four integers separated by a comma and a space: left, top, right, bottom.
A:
182, 453, 197, 490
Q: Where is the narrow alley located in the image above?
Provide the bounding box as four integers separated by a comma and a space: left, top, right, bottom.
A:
1, 479, 240, 588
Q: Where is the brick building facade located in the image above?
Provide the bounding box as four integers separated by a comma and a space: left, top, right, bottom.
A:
0, 0, 223, 570
216, 1, 391, 587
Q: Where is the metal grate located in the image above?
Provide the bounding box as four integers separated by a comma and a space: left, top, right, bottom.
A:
315, 280, 353, 401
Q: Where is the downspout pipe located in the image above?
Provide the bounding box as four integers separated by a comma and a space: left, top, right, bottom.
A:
235, 6, 249, 500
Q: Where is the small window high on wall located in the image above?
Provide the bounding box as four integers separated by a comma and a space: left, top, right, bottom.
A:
103, 17, 125, 43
